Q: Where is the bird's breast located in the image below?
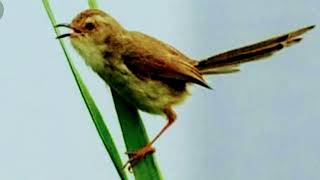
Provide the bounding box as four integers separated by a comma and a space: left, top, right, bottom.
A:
100, 57, 189, 114
71, 37, 106, 73
71, 38, 189, 114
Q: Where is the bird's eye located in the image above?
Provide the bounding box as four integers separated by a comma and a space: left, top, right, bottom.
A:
84, 22, 95, 30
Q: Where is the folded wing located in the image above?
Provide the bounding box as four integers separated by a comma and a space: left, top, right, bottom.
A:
123, 32, 211, 89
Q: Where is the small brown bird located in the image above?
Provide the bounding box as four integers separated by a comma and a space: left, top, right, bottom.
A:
55, 9, 314, 169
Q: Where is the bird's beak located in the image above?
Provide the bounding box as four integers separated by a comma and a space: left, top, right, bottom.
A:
56, 33, 72, 39
55, 23, 73, 29
54, 23, 80, 39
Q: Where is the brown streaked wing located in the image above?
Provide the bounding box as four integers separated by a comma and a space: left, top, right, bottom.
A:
123, 32, 211, 89
122, 53, 211, 89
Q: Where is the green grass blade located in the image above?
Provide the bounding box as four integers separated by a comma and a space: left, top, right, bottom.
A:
88, 0, 163, 179
42, 1, 128, 180
88, 0, 99, 9
88, 0, 162, 180
112, 92, 163, 180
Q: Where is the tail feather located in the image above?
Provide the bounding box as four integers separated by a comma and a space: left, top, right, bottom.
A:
199, 65, 240, 74
196, 25, 315, 75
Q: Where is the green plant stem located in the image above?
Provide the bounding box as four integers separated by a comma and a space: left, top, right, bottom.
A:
88, 0, 163, 179
88, 0, 99, 8
112, 91, 163, 180
42, 1, 128, 180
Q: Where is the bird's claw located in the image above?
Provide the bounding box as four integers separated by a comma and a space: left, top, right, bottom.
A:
123, 145, 156, 172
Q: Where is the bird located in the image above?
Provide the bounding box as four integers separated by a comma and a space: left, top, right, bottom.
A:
55, 8, 315, 169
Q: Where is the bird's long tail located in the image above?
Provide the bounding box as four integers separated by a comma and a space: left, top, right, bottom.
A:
195, 25, 315, 75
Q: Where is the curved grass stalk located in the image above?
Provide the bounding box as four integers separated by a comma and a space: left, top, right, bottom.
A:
42, 1, 128, 179
88, 0, 163, 179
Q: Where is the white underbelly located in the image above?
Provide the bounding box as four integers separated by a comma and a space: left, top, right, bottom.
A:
71, 39, 188, 114
99, 61, 188, 114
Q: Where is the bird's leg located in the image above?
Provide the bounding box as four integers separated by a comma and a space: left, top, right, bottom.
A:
123, 107, 176, 171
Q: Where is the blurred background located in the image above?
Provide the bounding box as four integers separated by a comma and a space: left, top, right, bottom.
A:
0, 0, 319, 179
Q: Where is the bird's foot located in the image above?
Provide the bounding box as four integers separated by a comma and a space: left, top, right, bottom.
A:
123, 145, 156, 172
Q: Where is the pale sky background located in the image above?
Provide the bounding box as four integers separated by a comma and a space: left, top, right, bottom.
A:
0, 0, 319, 179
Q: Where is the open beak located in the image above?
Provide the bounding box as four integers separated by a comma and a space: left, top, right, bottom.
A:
54, 23, 80, 39
56, 33, 71, 39
55, 23, 72, 29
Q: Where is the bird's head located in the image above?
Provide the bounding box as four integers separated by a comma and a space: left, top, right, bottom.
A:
55, 9, 125, 45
